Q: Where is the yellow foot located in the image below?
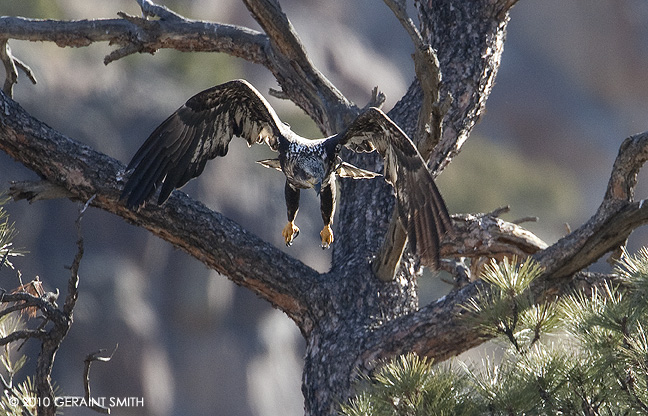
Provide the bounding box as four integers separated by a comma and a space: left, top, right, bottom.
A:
282, 221, 300, 246
320, 225, 334, 249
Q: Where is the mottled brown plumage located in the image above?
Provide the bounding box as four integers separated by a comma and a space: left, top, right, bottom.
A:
338, 108, 454, 267
121, 79, 452, 268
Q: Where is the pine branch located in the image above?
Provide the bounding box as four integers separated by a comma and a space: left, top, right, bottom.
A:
361, 131, 648, 363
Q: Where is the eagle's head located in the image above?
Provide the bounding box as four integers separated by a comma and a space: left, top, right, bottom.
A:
280, 135, 338, 193
285, 154, 328, 192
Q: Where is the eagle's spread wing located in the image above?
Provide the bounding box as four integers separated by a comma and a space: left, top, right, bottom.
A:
121, 79, 285, 208
338, 107, 453, 268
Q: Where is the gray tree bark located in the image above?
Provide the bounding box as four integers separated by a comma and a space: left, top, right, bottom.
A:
2, 1, 648, 415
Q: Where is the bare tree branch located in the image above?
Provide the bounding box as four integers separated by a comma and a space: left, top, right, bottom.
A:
8, 180, 74, 203
83, 346, 118, 414
0, 39, 36, 97
0, 2, 356, 135
0, 14, 269, 66
62, 195, 94, 316
135, 0, 184, 21
0, 196, 106, 416
0, 299, 41, 320
0, 291, 59, 321
362, 131, 648, 363
0, 329, 46, 346
443, 211, 548, 260
33, 204, 89, 416
0, 90, 320, 333
417, 1, 515, 175
0, 40, 18, 96
383, 0, 449, 155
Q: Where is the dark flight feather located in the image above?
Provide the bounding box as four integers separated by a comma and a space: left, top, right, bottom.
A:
121, 79, 284, 208
337, 107, 453, 268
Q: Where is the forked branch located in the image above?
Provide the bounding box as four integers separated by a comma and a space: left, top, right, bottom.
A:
0, 39, 37, 97
83, 346, 118, 414
0, 198, 94, 415
364, 131, 648, 363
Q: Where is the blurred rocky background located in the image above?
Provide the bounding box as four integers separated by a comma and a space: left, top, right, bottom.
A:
1, 0, 648, 415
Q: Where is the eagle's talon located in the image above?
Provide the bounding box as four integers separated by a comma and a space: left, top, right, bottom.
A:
320, 225, 334, 249
282, 221, 300, 246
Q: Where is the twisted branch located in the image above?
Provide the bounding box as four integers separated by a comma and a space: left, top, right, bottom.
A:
364, 131, 648, 363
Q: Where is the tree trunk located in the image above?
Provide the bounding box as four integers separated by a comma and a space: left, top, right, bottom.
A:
301, 1, 515, 412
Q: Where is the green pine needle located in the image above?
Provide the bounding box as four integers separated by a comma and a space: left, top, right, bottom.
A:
0, 196, 25, 270
342, 353, 476, 416
480, 256, 544, 298
463, 257, 548, 351
344, 248, 648, 415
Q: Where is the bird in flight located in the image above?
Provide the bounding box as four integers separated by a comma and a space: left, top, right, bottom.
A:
121, 79, 452, 268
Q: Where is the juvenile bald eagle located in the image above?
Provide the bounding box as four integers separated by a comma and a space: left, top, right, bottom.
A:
121, 79, 452, 268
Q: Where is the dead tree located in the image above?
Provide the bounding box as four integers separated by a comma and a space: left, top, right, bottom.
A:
1, 1, 648, 415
